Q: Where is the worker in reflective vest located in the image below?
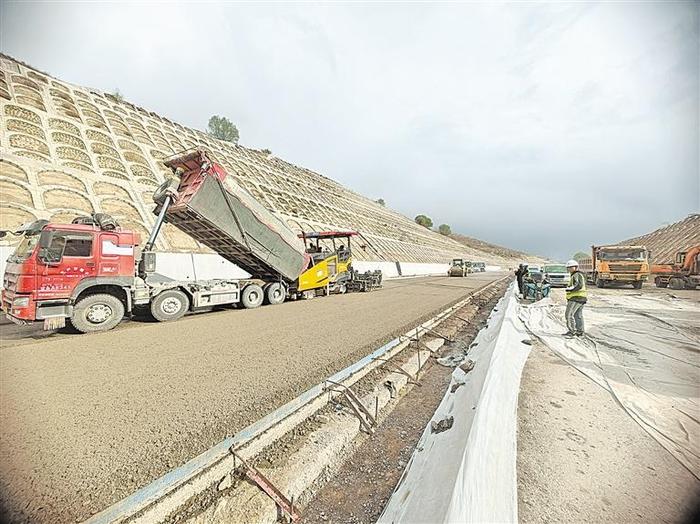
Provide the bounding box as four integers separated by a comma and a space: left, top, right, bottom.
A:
563, 259, 587, 338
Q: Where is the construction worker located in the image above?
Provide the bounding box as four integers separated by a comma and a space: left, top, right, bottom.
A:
515, 263, 525, 295
563, 259, 587, 338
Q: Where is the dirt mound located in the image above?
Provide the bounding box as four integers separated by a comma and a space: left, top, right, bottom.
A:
618, 214, 700, 264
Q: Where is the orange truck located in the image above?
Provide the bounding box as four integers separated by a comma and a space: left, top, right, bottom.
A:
653, 245, 700, 290
578, 245, 650, 289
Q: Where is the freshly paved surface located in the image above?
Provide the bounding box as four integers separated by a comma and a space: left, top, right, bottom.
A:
0, 273, 504, 523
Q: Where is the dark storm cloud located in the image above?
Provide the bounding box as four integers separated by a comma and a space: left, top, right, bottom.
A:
1, 1, 698, 260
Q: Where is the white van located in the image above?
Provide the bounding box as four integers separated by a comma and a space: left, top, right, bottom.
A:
543, 263, 570, 287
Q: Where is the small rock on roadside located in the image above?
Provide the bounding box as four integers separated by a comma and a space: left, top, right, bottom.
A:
451, 381, 465, 393
431, 416, 454, 434
459, 359, 475, 373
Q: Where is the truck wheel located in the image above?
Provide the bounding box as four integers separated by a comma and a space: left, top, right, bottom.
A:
265, 283, 286, 305
655, 277, 667, 288
632, 281, 642, 289
241, 284, 264, 309
669, 277, 685, 290
151, 289, 189, 322
596, 279, 605, 288
70, 294, 125, 333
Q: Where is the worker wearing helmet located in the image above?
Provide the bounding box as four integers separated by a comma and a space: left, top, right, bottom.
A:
515, 264, 525, 295
563, 259, 586, 338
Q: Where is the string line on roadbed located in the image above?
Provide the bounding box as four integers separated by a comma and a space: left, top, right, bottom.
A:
84, 276, 509, 524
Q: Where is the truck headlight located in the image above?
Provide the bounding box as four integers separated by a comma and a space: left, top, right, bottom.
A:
13, 297, 30, 308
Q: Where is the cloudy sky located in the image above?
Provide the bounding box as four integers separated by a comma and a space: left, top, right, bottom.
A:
1, 1, 698, 259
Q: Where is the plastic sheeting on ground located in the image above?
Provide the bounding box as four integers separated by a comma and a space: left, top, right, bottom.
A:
379, 284, 530, 523
519, 290, 700, 479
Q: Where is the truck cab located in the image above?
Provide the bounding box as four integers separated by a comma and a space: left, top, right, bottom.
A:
2, 217, 139, 330
580, 245, 650, 288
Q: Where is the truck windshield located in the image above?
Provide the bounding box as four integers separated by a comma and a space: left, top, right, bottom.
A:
599, 250, 646, 261
544, 265, 566, 273
7, 234, 39, 263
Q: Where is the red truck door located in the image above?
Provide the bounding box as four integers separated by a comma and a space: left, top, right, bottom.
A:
36, 231, 97, 301
98, 232, 135, 277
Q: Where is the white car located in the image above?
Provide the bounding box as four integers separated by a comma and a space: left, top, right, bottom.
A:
543, 264, 570, 287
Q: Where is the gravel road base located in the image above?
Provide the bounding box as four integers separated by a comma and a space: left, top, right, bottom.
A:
0, 273, 504, 523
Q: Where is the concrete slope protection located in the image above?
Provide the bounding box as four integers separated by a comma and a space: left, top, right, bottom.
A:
0, 273, 505, 523
0, 54, 517, 267
519, 289, 700, 479
380, 284, 530, 524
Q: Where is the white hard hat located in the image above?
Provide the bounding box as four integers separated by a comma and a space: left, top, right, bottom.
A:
566, 259, 579, 267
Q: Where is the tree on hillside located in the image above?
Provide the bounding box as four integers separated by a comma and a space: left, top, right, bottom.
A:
438, 224, 451, 236
572, 251, 589, 261
207, 115, 239, 144
414, 214, 433, 229
111, 89, 124, 102
375, 198, 385, 206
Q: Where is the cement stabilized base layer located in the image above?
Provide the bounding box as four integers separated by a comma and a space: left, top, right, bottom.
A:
0, 273, 504, 523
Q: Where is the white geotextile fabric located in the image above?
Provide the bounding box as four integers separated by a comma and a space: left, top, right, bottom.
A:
519, 291, 700, 479
379, 284, 531, 523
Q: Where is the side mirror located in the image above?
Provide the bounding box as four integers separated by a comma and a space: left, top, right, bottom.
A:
39, 230, 54, 248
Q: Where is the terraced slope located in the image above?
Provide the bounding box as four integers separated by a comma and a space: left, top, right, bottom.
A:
619, 214, 700, 265
0, 54, 518, 266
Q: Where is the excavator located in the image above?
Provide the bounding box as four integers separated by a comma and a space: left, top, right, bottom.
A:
653, 245, 700, 290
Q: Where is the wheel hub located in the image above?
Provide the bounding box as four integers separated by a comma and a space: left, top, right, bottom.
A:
161, 297, 182, 315
86, 303, 112, 324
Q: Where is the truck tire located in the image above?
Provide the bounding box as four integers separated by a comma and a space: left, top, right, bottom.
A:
632, 281, 643, 289
241, 284, 264, 309
655, 277, 667, 288
596, 278, 605, 288
265, 283, 286, 305
151, 289, 189, 322
69, 293, 125, 333
669, 277, 685, 290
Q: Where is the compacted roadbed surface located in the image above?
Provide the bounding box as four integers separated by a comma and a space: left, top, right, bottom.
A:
0, 273, 504, 523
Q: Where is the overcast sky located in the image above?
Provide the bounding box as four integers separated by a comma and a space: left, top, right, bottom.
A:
1, 1, 698, 260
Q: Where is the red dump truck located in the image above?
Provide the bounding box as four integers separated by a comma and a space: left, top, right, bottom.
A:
1, 150, 381, 333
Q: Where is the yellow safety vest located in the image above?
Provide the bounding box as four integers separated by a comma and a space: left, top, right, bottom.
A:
566, 271, 587, 301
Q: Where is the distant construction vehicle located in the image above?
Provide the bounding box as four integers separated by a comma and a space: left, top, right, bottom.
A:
653, 245, 699, 290
578, 245, 650, 288
1, 150, 381, 333
448, 258, 472, 277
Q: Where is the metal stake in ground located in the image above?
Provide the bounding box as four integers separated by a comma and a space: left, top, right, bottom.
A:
325, 380, 377, 434
230, 448, 301, 522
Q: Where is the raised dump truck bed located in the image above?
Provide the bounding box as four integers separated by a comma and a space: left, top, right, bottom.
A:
160, 151, 308, 283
